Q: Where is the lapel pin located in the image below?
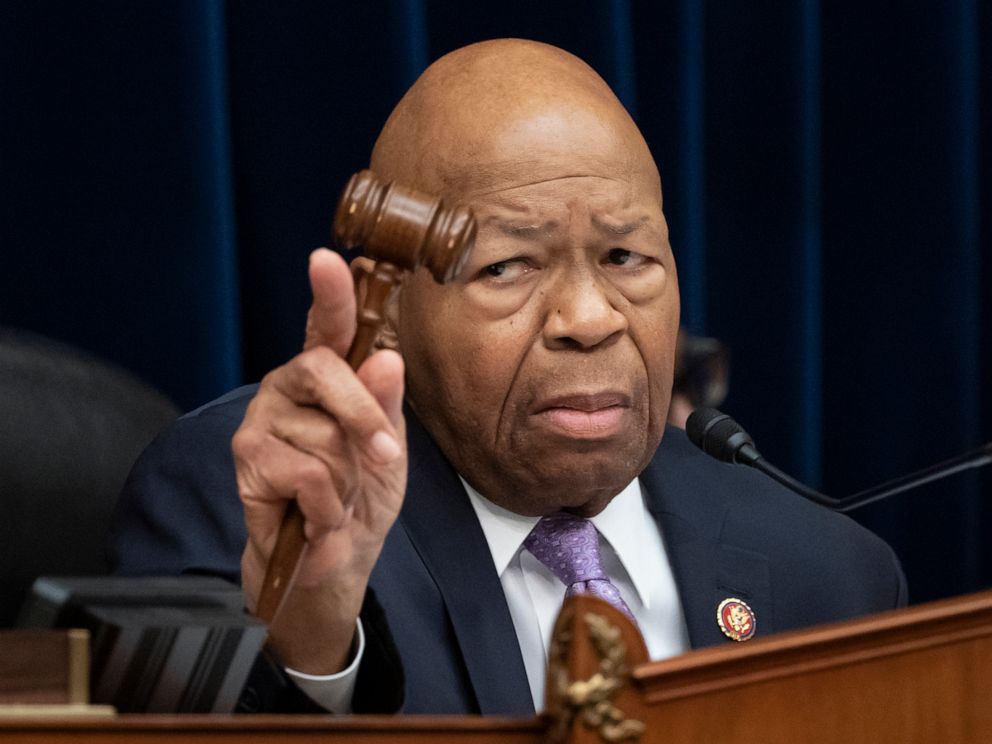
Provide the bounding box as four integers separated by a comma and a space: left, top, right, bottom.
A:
717, 597, 756, 642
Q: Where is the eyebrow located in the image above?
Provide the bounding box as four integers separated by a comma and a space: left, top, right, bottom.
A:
489, 214, 649, 238
592, 214, 649, 235
494, 220, 558, 238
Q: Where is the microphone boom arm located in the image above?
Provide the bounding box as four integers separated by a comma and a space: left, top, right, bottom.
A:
832, 442, 992, 512
686, 407, 992, 512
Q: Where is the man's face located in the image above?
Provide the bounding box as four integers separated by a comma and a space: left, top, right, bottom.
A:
395, 106, 679, 516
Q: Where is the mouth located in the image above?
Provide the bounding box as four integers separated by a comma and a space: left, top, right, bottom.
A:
532, 392, 632, 439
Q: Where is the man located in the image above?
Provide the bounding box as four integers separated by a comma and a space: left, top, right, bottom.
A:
109, 39, 905, 715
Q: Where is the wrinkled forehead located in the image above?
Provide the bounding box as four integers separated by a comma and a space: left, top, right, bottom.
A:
470, 183, 665, 243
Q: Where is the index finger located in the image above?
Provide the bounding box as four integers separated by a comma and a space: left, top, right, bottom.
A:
271, 346, 403, 465
303, 248, 356, 355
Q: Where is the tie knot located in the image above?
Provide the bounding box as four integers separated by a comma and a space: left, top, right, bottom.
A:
524, 513, 607, 586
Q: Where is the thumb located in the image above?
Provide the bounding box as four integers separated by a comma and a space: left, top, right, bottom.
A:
304, 248, 356, 355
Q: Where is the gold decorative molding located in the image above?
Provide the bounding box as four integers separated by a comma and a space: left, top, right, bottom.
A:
547, 607, 645, 743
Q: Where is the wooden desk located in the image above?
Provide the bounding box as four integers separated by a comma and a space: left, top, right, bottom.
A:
4, 590, 992, 744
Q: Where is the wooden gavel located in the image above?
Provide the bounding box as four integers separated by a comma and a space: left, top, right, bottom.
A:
254, 170, 477, 625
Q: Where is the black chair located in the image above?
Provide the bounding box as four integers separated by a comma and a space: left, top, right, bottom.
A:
0, 328, 180, 626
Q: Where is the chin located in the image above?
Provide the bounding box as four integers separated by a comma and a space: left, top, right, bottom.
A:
513, 449, 644, 506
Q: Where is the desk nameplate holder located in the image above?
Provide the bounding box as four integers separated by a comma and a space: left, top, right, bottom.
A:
16, 576, 265, 714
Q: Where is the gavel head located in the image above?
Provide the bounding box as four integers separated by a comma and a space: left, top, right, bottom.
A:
333, 169, 477, 283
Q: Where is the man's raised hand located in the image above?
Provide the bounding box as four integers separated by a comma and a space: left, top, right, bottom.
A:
233, 248, 407, 674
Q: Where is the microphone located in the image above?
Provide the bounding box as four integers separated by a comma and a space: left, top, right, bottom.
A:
685, 408, 992, 512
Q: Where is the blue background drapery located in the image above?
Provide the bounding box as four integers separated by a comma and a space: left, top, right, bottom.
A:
2, 1, 989, 605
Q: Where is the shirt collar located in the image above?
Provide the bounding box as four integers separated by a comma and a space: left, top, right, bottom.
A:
461, 477, 655, 608
462, 477, 539, 576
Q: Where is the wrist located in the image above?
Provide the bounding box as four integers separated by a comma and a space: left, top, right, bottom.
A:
267, 580, 368, 674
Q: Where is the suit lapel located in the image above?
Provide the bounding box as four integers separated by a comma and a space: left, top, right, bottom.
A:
399, 412, 533, 715
640, 434, 773, 648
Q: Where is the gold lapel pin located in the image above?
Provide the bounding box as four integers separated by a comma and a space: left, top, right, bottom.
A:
717, 597, 756, 642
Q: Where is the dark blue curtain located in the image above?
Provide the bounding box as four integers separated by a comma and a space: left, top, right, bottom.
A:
2, 0, 989, 604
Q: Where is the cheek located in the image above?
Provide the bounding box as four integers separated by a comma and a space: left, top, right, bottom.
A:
450, 318, 536, 416
401, 292, 536, 436
631, 304, 679, 406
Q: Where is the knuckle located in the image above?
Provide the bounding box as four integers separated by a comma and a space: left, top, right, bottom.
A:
293, 347, 341, 400
324, 421, 343, 449
257, 365, 288, 396
291, 457, 332, 495
258, 366, 280, 387
294, 349, 320, 379
298, 346, 336, 376
231, 425, 264, 460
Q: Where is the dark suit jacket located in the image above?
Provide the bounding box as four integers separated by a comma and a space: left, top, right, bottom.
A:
108, 385, 906, 716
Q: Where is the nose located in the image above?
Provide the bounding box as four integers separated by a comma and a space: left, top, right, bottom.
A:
542, 268, 628, 350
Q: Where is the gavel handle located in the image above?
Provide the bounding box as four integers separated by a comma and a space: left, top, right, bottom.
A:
254, 260, 402, 626
253, 501, 306, 624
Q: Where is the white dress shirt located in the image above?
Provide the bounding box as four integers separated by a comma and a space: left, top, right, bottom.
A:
288, 477, 691, 713
463, 477, 691, 710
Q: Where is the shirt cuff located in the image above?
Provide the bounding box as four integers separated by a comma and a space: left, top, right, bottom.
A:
284, 618, 364, 713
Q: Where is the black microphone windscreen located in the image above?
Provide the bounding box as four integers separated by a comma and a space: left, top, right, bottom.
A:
685, 408, 755, 464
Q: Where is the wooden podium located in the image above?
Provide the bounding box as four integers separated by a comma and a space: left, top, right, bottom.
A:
3, 590, 991, 743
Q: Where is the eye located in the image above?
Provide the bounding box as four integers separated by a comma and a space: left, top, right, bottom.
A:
479, 258, 532, 283
605, 248, 648, 269
607, 248, 632, 265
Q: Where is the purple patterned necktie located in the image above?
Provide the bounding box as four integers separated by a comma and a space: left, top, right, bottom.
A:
524, 512, 638, 624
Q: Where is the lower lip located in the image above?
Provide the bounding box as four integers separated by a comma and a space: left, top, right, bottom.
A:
536, 406, 628, 438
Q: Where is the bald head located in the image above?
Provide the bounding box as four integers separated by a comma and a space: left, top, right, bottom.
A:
370, 39, 661, 206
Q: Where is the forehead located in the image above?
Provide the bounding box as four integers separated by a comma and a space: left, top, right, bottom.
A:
468, 175, 660, 237
429, 103, 661, 200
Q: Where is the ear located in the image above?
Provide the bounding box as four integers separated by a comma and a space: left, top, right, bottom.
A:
349, 256, 401, 353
